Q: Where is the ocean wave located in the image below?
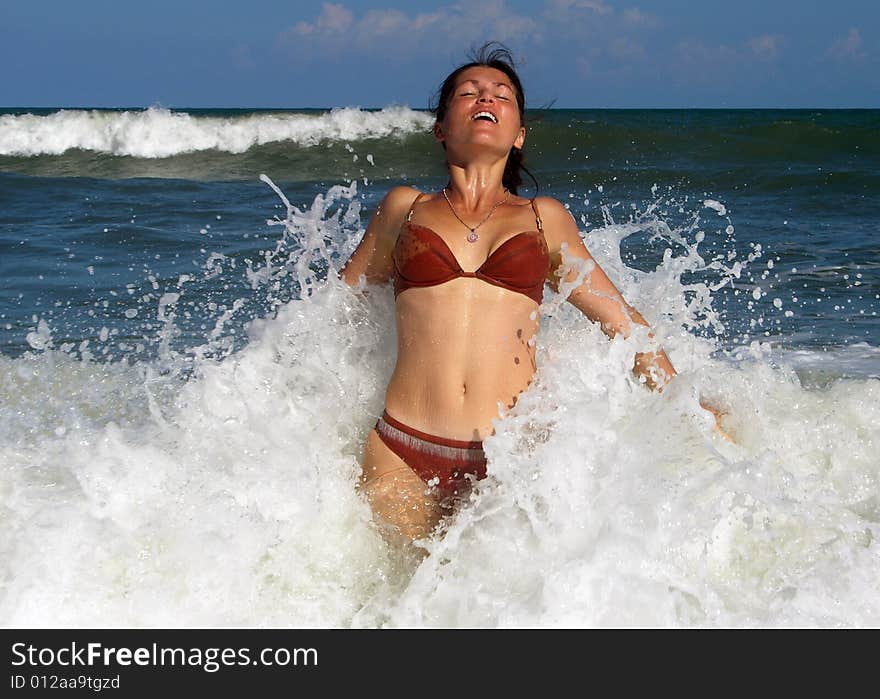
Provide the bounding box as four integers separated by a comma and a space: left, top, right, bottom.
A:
0, 106, 434, 158
768, 342, 880, 381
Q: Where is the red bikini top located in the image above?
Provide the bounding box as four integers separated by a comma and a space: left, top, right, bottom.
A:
393, 193, 550, 305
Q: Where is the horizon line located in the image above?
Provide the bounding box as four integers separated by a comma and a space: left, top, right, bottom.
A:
2, 105, 879, 111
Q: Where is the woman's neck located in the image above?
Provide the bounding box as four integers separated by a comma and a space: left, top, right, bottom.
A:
445, 161, 508, 211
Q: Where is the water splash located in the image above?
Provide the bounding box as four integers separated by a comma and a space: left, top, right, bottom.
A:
2, 178, 878, 627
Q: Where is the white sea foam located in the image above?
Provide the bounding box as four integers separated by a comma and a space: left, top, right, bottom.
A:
767, 342, 880, 381
703, 199, 727, 216
1, 181, 878, 627
0, 106, 433, 158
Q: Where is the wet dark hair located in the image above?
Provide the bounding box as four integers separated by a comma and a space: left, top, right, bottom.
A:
430, 42, 539, 195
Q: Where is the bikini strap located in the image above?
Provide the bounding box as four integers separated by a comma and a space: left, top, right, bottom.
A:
405, 192, 425, 222
530, 197, 543, 231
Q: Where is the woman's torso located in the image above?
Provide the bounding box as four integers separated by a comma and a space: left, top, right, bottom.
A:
383, 191, 551, 440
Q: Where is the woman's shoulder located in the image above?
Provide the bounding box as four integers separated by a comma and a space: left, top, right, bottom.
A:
381, 185, 425, 213
530, 195, 578, 225
527, 196, 581, 251
529, 195, 569, 216
369, 186, 426, 242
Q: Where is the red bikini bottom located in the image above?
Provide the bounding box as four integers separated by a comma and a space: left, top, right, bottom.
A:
374, 410, 487, 497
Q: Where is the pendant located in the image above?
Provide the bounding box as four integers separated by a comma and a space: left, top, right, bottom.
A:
467, 230, 479, 243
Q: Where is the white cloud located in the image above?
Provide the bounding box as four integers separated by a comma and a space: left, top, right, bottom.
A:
623, 7, 659, 26
609, 36, 645, 59
278, 0, 674, 72
287, 3, 354, 37
360, 9, 408, 38
412, 11, 445, 32
670, 33, 791, 86
577, 0, 613, 14
280, 1, 539, 54
674, 39, 741, 82
748, 34, 782, 59
828, 28, 866, 60
545, 0, 613, 18
676, 33, 788, 70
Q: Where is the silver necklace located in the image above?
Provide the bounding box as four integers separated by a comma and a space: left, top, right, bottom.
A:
442, 187, 511, 243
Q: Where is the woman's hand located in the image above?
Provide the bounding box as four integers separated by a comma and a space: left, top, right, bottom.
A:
699, 399, 735, 442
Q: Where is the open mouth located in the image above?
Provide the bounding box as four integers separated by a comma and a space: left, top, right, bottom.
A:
472, 111, 498, 123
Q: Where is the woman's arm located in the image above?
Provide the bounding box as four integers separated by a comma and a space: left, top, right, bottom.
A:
540, 198, 732, 439
539, 197, 676, 390
340, 186, 421, 288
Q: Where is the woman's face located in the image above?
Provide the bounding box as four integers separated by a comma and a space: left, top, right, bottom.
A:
435, 66, 525, 158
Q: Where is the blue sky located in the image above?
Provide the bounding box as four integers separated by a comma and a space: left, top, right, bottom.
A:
2, 0, 877, 108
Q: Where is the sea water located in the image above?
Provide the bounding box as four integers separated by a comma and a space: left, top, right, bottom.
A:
1, 106, 878, 627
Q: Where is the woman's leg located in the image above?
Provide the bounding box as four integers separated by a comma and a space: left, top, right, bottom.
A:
358, 429, 445, 544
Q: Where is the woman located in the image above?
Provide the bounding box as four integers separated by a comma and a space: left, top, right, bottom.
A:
341, 44, 723, 545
